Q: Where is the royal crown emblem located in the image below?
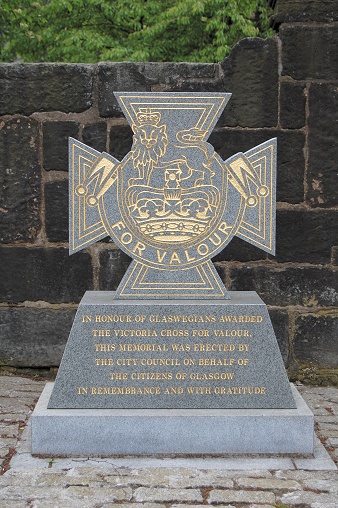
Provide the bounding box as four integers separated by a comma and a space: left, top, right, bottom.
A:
70, 93, 276, 299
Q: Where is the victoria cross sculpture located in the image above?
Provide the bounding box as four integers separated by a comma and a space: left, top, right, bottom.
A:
69, 93, 276, 299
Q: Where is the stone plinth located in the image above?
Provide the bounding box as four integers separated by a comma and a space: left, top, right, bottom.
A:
32, 383, 313, 456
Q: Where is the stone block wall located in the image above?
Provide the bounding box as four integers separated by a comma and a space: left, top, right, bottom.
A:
0, 0, 337, 384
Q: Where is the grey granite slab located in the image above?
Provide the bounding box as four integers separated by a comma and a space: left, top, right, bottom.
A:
32, 383, 313, 456
48, 291, 295, 409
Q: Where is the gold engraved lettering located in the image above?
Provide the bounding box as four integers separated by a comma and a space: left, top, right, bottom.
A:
238, 358, 249, 365
191, 329, 209, 337
198, 358, 235, 366
197, 243, 209, 256
190, 372, 234, 380
114, 329, 157, 337
218, 221, 232, 236
164, 387, 184, 395
120, 231, 133, 244
186, 387, 211, 395
214, 386, 266, 395
77, 387, 88, 394
110, 372, 128, 380
238, 344, 249, 352
169, 251, 181, 264
95, 315, 132, 323
95, 343, 116, 352
208, 232, 222, 246
91, 386, 161, 395
119, 343, 167, 351
132, 241, 146, 256
82, 315, 92, 322
219, 315, 263, 323
92, 329, 111, 337
140, 358, 180, 366
95, 358, 114, 366
193, 343, 235, 352
156, 250, 167, 263
116, 358, 138, 366
160, 329, 189, 337
171, 343, 191, 351
213, 329, 249, 337
111, 220, 125, 231
184, 250, 196, 262
131, 372, 173, 381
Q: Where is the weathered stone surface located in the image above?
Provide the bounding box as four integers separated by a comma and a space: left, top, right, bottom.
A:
280, 25, 338, 80
0, 117, 41, 243
0, 63, 93, 115
82, 122, 107, 153
0, 308, 75, 367
209, 129, 305, 204
273, 0, 338, 24
43, 121, 79, 171
236, 477, 301, 490
134, 488, 203, 503
278, 491, 338, 506
0, 247, 93, 304
109, 124, 133, 161
268, 308, 290, 365
98, 62, 217, 117
307, 83, 338, 207
280, 82, 306, 129
99, 249, 132, 291
208, 489, 275, 504
45, 179, 68, 243
273, 210, 338, 264
229, 265, 338, 307
212, 237, 267, 263
219, 38, 278, 128
294, 312, 338, 368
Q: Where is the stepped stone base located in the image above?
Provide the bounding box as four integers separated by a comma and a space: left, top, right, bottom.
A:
32, 383, 314, 456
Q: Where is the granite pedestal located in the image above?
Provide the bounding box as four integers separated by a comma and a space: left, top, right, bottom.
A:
32, 383, 313, 456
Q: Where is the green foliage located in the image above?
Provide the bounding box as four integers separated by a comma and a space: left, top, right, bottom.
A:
0, 0, 274, 63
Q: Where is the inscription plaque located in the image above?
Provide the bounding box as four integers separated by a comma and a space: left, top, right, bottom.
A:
48, 92, 295, 410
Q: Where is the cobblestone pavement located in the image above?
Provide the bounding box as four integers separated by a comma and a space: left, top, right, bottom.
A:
0, 376, 337, 507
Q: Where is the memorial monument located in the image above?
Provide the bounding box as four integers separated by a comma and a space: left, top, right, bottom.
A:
32, 93, 314, 455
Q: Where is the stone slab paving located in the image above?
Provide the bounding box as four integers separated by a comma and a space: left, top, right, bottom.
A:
0, 375, 337, 507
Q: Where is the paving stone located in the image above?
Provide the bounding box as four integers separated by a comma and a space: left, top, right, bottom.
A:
134, 487, 203, 503
301, 476, 338, 493
236, 477, 302, 490
0, 438, 17, 455
0, 422, 20, 437
278, 490, 338, 505
208, 489, 275, 504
